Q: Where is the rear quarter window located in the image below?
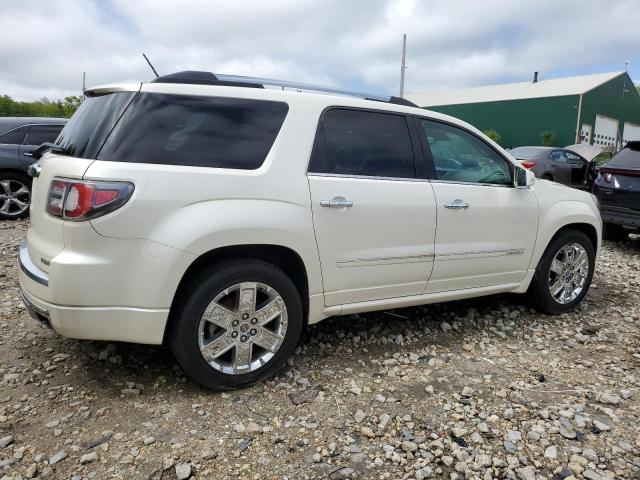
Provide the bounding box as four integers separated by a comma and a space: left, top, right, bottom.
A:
0, 125, 28, 145
98, 93, 289, 170
56, 92, 136, 158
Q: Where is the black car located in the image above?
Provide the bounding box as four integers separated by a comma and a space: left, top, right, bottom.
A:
593, 141, 640, 241
0, 117, 67, 219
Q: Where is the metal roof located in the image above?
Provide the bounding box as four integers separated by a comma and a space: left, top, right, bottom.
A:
407, 71, 624, 107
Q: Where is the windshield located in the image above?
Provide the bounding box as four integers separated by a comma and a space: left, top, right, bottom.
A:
509, 147, 546, 159
55, 92, 136, 159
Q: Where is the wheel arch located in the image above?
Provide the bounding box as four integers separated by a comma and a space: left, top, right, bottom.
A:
0, 168, 32, 180
165, 244, 310, 343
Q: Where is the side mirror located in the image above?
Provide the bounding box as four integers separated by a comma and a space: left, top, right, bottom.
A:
515, 167, 535, 188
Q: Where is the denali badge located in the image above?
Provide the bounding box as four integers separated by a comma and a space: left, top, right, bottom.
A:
40, 258, 50, 267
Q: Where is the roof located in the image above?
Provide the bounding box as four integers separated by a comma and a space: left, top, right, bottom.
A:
407, 71, 624, 107
89, 71, 418, 107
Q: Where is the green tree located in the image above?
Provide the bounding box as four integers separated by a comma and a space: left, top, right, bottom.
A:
0, 94, 83, 118
539, 130, 556, 146
483, 128, 502, 145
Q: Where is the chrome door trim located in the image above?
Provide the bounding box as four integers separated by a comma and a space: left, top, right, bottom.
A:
307, 172, 428, 183
337, 254, 435, 268
435, 248, 525, 261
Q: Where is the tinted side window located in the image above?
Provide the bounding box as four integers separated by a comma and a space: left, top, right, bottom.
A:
309, 109, 415, 178
56, 92, 136, 159
420, 120, 511, 185
98, 94, 289, 170
26, 125, 64, 145
0, 125, 28, 145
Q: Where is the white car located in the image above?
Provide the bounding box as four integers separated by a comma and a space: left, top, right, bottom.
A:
19, 71, 601, 389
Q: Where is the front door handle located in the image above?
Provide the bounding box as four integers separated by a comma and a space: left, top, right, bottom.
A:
23, 152, 33, 157
444, 199, 469, 209
320, 197, 353, 208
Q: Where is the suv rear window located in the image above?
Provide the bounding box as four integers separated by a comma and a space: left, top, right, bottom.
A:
56, 92, 136, 159
608, 144, 640, 169
98, 93, 289, 170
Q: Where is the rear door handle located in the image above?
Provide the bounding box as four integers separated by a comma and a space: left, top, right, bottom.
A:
444, 199, 469, 209
320, 197, 353, 208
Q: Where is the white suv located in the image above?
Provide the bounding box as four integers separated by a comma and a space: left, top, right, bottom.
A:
19, 71, 601, 389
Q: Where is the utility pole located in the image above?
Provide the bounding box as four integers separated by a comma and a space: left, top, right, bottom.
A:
399, 33, 407, 98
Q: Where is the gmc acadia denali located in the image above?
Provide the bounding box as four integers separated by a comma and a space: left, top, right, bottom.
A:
19, 71, 602, 389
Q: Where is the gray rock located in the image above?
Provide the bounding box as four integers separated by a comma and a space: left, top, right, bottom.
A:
593, 419, 611, 432
598, 392, 621, 405
516, 466, 536, 480
503, 441, 517, 453
582, 448, 598, 462
559, 427, 577, 439
49, 450, 67, 465
461, 386, 475, 397
583, 470, 602, 480
175, 463, 192, 480
0, 436, 13, 449
79, 452, 99, 464
354, 409, 366, 423
507, 430, 522, 442
402, 441, 418, 452
544, 445, 557, 459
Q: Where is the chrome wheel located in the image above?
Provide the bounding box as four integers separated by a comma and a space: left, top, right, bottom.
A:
0, 179, 30, 216
197, 282, 288, 375
548, 242, 589, 305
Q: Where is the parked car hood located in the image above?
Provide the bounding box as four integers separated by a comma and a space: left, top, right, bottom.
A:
564, 144, 602, 162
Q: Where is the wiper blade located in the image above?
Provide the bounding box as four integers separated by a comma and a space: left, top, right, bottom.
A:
32, 142, 70, 160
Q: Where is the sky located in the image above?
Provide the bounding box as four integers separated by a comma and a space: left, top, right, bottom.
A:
1, 0, 639, 101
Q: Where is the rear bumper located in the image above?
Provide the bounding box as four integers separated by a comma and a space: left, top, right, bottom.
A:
600, 206, 640, 230
18, 240, 171, 345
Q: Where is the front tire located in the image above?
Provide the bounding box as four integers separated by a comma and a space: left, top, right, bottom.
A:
528, 230, 595, 314
168, 259, 304, 390
0, 172, 31, 220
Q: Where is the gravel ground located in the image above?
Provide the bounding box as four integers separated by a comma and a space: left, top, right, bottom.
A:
1, 219, 639, 480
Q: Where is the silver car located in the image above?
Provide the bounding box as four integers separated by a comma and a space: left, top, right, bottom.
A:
509, 146, 600, 190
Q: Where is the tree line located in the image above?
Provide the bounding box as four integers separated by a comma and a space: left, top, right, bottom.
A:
0, 95, 83, 118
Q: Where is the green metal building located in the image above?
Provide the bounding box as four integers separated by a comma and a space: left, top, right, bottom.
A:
407, 71, 640, 149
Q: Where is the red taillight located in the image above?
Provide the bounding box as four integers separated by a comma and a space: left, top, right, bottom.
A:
521, 161, 537, 170
46, 179, 134, 221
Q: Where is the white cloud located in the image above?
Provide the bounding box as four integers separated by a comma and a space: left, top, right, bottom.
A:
0, 0, 638, 101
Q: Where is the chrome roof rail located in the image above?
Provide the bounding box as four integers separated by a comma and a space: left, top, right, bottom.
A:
151, 71, 417, 107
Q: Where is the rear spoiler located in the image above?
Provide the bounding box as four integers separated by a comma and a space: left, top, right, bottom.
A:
83, 83, 142, 98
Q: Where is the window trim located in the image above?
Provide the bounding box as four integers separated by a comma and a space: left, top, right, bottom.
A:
415, 116, 516, 187
306, 106, 425, 181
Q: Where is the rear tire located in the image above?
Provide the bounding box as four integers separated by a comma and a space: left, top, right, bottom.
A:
167, 259, 304, 390
527, 230, 595, 315
602, 223, 628, 242
0, 172, 31, 220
